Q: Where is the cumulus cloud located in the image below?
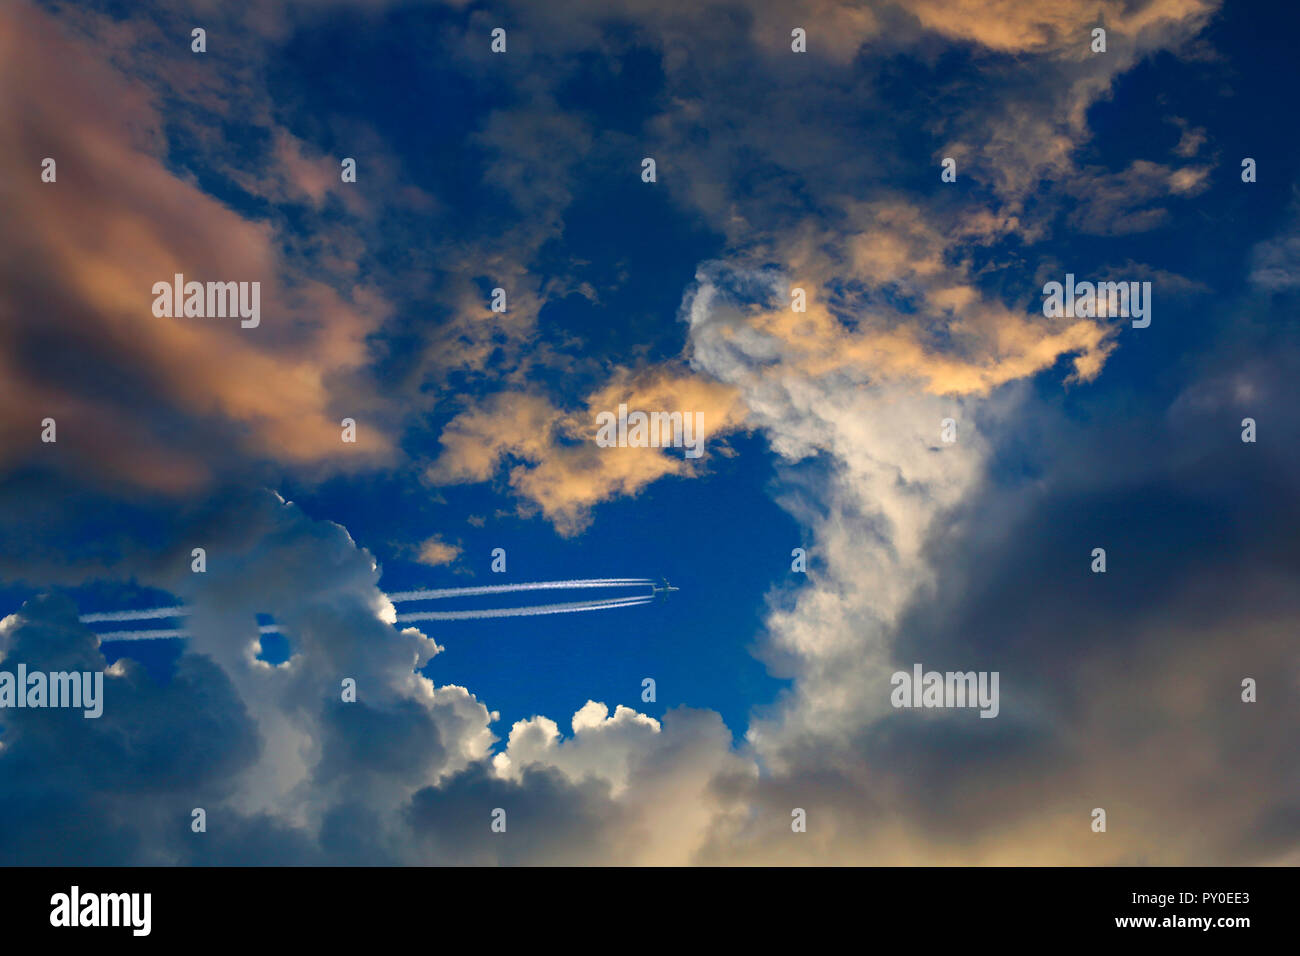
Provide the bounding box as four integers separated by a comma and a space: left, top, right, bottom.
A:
0, 490, 756, 865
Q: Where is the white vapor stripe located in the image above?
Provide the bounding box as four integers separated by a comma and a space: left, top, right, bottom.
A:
96, 628, 189, 641
387, 578, 653, 602
80, 606, 187, 622
91, 589, 654, 635
97, 624, 282, 642
77, 579, 657, 625
94, 591, 653, 634
395, 595, 654, 622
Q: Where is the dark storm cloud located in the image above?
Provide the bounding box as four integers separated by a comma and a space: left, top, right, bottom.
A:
0, 595, 262, 864
708, 289, 1300, 864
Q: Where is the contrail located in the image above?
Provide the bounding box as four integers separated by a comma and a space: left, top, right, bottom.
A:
79, 579, 655, 625
395, 595, 653, 622
80, 606, 187, 622
97, 595, 651, 635
78, 578, 661, 638
97, 624, 283, 642
387, 578, 653, 602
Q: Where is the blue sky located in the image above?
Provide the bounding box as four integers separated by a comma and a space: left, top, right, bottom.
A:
1, 0, 1298, 865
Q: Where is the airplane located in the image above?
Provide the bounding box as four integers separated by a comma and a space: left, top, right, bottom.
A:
651, 579, 680, 601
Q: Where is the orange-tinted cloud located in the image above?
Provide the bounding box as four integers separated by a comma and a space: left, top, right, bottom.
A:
427, 368, 747, 534
0, 2, 395, 493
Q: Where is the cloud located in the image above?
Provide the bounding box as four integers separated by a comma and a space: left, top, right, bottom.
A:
0, 491, 753, 865
907, 0, 1215, 55
1249, 211, 1300, 291
0, 2, 398, 494
687, 274, 1300, 864
415, 535, 463, 567
491, 703, 754, 864
1065, 160, 1212, 235
0, 491, 497, 862
427, 367, 747, 534
0, 594, 265, 864
411, 0, 1211, 533
3, 0, 1294, 868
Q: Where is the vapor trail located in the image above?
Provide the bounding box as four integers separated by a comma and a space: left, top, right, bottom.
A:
395, 595, 653, 622
387, 578, 653, 602
81, 606, 187, 622
97, 624, 282, 642
79, 578, 660, 638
